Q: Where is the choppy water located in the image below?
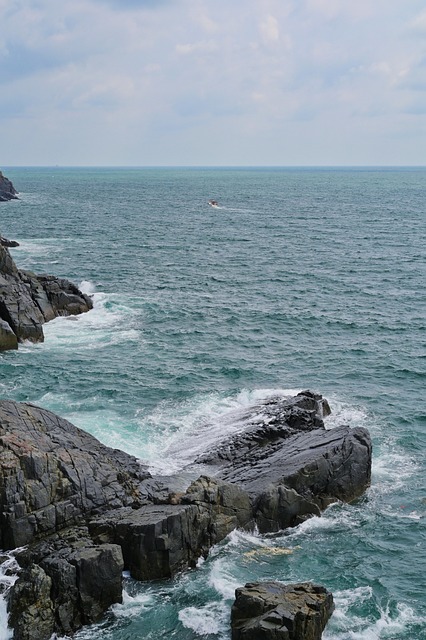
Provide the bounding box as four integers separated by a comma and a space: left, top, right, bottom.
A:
0, 166, 425, 639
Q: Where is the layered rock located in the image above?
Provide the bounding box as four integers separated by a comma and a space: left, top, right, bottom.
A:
0, 392, 372, 639
8, 528, 123, 640
197, 391, 371, 533
0, 244, 92, 350
231, 581, 334, 640
0, 171, 18, 202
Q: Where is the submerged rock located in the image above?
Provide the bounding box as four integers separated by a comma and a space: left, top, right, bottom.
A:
0, 171, 18, 202
231, 581, 334, 640
0, 392, 371, 639
0, 244, 92, 350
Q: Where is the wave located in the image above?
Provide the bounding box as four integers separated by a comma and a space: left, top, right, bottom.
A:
19, 284, 141, 354
323, 587, 424, 640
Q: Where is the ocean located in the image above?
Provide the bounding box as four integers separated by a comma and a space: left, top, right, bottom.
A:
0, 166, 425, 639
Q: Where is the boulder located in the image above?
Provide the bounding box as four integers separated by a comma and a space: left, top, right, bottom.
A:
0, 244, 93, 350
8, 528, 123, 639
89, 476, 252, 580
197, 392, 371, 533
231, 581, 334, 640
0, 171, 18, 202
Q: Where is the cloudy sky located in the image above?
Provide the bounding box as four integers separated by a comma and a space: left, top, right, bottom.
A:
1, 0, 425, 166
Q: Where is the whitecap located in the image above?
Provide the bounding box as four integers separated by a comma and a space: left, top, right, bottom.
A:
323, 587, 424, 640
144, 387, 304, 474
179, 601, 228, 636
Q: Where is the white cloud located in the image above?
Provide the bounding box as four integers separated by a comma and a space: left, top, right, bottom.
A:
175, 41, 218, 56
260, 14, 279, 45
0, 0, 425, 165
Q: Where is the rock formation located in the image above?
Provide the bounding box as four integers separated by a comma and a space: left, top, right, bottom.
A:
231, 581, 334, 640
0, 391, 372, 639
0, 172, 18, 202
0, 243, 92, 350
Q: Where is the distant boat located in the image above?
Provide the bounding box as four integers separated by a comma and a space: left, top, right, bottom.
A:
208, 199, 219, 208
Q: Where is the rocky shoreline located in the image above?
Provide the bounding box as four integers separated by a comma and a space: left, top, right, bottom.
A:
0, 391, 372, 639
0, 172, 18, 202
0, 199, 372, 639
0, 241, 92, 350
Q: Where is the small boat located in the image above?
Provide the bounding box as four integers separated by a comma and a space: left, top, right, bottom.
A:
208, 199, 219, 208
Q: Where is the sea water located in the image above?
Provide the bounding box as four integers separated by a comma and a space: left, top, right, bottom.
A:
0, 166, 425, 639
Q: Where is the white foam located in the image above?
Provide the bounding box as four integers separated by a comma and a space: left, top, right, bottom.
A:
208, 557, 241, 601
324, 396, 370, 432
79, 279, 97, 295
0, 551, 21, 640
11, 238, 65, 258
179, 601, 228, 635
25, 289, 141, 353
323, 587, 424, 640
145, 387, 303, 474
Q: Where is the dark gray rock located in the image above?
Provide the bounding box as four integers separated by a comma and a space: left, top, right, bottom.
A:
0, 236, 19, 248
231, 581, 334, 640
0, 244, 93, 350
90, 475, 252, 580
8, 527, 123, 639
196, 392, 371, 533
0, 171, 18, 202
0, 400, 151, 550
0, 317, 18, 350
0, 392, 371, 640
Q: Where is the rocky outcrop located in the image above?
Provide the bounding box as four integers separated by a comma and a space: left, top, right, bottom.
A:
197, 391, 371, 533
0, 392, 371, 639
0, 401, 152, 550
0, 244, 92, 350
231, 581, 334, 640
0, 236, 19, 248
0, 172, 18, 202
8, 528, 123, 640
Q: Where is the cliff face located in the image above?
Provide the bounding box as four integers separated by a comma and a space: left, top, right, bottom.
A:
0, 171, 18, 202
0, 243, 93, 350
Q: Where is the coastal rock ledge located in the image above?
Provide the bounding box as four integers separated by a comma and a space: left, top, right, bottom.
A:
0, 171, 18, 202
0, 391, 372, 639
0, 243, 92, 350
231, 581, 334, 640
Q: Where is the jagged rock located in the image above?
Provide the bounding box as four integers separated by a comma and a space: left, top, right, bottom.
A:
0, 171, 18, 202
0, 244, 93, 350
0, 236, 19, 248
8, 564, 55, 640
0, 400, 151, 550
0, 392, 371, 640
231, 581, 334, 640
8, 528, 123, 639
89, 476, 252, 580
0, 317, 18, 350
197, 392, 371, 533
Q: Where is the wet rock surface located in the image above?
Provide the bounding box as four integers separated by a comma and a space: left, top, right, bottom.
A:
231, 581, 334, 640
0, 244, 92, 350
0, 391, 371, 639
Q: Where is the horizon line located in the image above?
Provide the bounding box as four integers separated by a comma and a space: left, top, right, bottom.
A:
2, 164, 426, 169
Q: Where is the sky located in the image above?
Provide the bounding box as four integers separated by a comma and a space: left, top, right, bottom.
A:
1, 0, 425, 166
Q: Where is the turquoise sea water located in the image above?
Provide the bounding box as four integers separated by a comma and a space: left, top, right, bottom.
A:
0, 167, 425, 639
